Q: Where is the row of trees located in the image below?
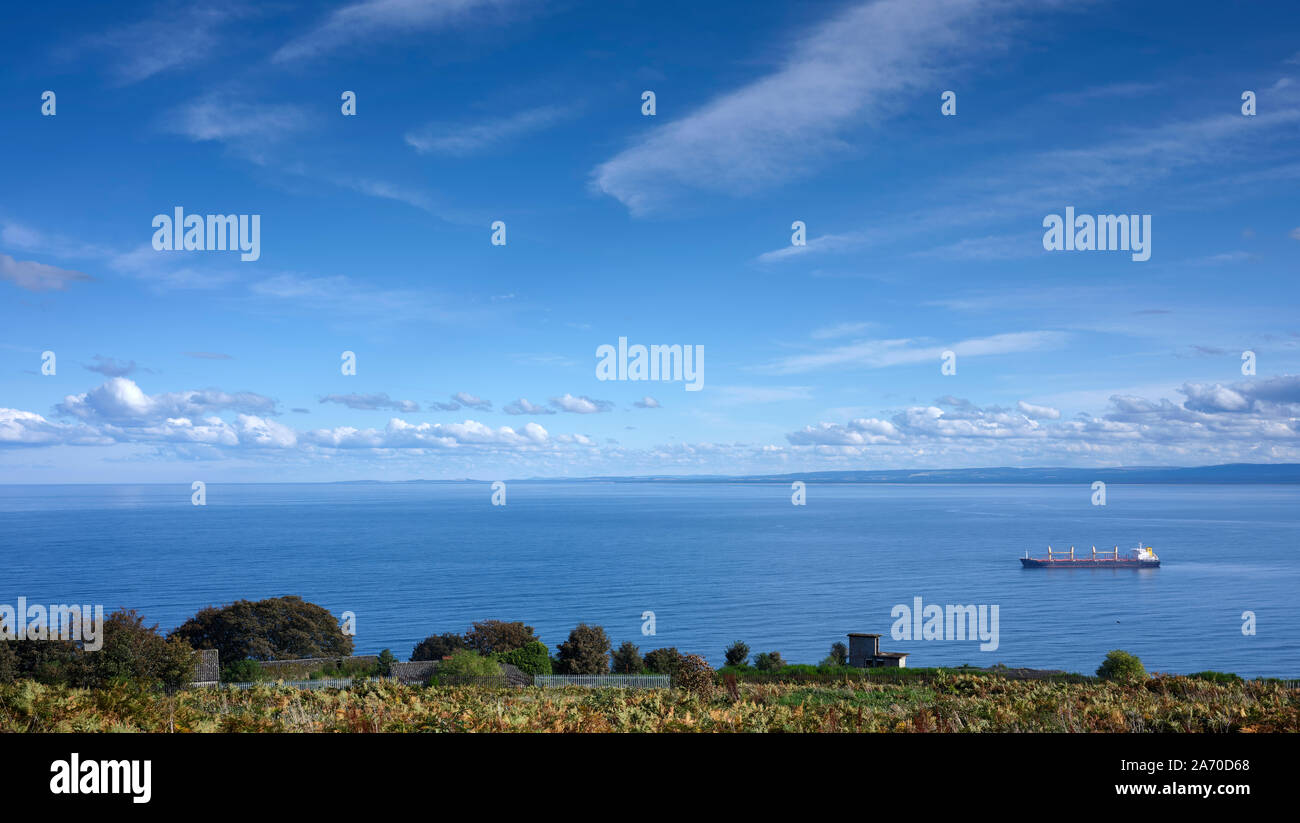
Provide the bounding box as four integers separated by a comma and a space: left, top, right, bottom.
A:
3, 594, 870, 690
410, 622, 854, 677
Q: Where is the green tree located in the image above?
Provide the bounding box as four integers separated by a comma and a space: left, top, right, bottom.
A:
376, 649, 397, 677
433, 650, 502, 684
555, 623, 611, 674
411, 632, 468, 661
828, 641, 848, 666
753, 651, 786, 672
723, 640, 750, 667
170, 595, 353, 663
93, 609, 197, 690
497, 640, 552, 675
221, 658, 265, 683
643, 647, 685, 676
1097, 650, 1147, 683
610, 641, 644, 674
465, 620, 540, 655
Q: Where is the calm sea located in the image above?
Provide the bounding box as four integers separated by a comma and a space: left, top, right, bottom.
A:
0, 482, 1296, 678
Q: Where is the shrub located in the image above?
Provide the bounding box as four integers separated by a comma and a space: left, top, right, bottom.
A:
465, 620, 540, 655
829, 641, 848, 666
555, 624, 611, 674
0, 642, 14, 683
411, 632, 468, 661
376, 649, 397, 677
497, 640, 552, 675
221, 658, 265, 683
643, 647, 685, 676
1188, 670, 1243, 684
723, 641, 749, 667
1097, 650, 1147, 683
93, 609, 197, 690
753, 651, 786, 672
432, 650, 502, 684
674, 654, 715, 698
171, 596, 352, 663
610, 641, 644, 674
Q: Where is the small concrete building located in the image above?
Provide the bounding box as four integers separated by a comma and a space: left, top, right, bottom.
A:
847, 633, 909, 668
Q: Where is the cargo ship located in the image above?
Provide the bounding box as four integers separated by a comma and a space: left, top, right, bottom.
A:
1020, 543, 1160, 568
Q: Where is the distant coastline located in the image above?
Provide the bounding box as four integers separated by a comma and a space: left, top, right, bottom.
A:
334, 463, 1300, 485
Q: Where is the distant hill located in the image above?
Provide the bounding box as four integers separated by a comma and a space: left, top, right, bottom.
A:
522, 463, 1300, 484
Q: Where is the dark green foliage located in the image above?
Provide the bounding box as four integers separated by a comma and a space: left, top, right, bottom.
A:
94, 609, 197, 690
496, 640, 552, 675
753, 651, 786, 672
642, 647, 685, 676
829, 641, 848, 666
555, 623, 611, 674
2, 610, 193, 690
376, 649, 396, 677
411, 632, 468, 661
0, 639, 85, 685
1097, 650, 1147, 683
673, 654, 715, 698
610, 641, 644, 674
724, 640, 749, 667
1188, 670, 1243, 684
0, 642, 15, 684
465, 620, 540, 655
170, 596, 352, 663
221, 658, 266, 683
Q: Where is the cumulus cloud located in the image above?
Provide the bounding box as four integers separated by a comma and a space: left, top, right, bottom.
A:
633, 396, 661, 409
550, 393, 613, 414
56, 378, 277, 423
503, 397, 555, 415
1017, 400, 1061, 420
320, 393, 420, 413
428, 392, 492, 411
785, 377, 1300, 462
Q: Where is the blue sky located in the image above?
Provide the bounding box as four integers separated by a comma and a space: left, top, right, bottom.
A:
2, 0, 1298, 482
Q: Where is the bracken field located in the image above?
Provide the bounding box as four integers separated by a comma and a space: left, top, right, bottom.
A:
2, 672, 1297, 733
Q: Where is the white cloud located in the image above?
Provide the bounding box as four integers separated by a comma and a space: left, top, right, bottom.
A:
1017, 400, 1061, 420
320, 393, 420, 412
593, 0, 1029, 214
275, 0, 532, 63
758, 331, 1067, 375
503, 397, 555, 415
406, 105, 573, 155
633, 396, 661, 409
0, 254, 91, 291
550, 393, 613, 414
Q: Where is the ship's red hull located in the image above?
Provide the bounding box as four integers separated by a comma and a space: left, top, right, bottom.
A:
1020, 558, 1159, 568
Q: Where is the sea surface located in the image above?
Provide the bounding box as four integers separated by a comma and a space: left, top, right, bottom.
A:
1, 482, 1296, 678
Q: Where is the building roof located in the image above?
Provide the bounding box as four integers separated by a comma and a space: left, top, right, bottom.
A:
847, 632, 881, 637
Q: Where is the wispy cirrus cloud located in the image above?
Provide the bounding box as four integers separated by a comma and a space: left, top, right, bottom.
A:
592, 0, 1038, 214
274, 0, 535, 63
406, 104, 575, 156
757, 331, 1067, 375
67, 4, 253, 85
